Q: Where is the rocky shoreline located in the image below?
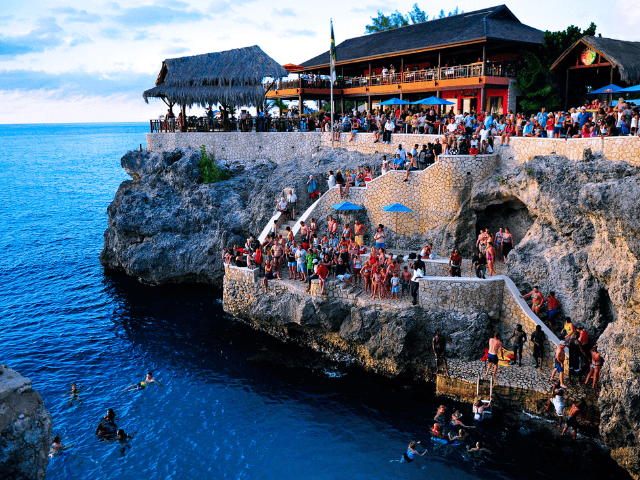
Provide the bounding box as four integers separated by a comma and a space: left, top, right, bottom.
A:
102, 146, 640, 479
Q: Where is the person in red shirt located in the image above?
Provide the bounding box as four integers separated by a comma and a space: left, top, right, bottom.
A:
521, 286, 545, 316
546, 291, 561, 328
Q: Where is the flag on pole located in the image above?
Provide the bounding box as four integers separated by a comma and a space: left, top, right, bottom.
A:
330, 19, 337, 83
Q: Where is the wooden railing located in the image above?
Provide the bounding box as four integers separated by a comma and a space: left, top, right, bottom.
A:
150, 117, 314, 133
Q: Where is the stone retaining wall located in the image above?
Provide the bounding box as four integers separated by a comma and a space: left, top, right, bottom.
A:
146, 132, 321, 162
501, 136, 640, 166
319, 132, 444, 154
418, 277, 503, 314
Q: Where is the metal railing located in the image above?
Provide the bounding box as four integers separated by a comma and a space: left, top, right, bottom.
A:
150, 117, 318, 133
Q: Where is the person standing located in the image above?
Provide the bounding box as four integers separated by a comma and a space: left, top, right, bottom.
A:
501, 228, 513, 263
530, 325, 546, 368
470, 252, 487, 278
521, 286, 545, 317
485, 333, 503, 378
545, 382, 565, 426
508, 324, 527, 367
307, 175, 319, 200
561, 402, 584, 439
585, 345, 603, 389
383, 117, 394, 144
546, 291, 561, 329
432, 331, 451, 377
409, 259, 424, 306
449, 249, 462, 277
550, 341, 567, 388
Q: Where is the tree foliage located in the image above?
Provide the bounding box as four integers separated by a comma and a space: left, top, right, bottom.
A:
516, 22, 598, 113
198, 145, 231, 184
365, 4, 461, 33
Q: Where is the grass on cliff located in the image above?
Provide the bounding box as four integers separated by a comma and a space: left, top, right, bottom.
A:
198, 145, 232, 184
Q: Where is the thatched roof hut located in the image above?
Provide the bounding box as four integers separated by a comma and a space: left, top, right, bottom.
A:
143, 45, 288, 108
552, 36, 640, 85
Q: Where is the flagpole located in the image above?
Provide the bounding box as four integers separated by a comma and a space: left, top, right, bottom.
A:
330, 18, 334, 149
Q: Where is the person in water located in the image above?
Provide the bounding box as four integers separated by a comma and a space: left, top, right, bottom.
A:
403, 441, 428, 463
430, 422, 445, 439
451, 411, 475, 428
434, 405, 446, 422
561, 402, 584, 439
123, 372, 164, 391
102, 408, 117, 426
95, 422, 115, 443
473, 398, 491, 422
467, 441, 491, 458
49, 435, 71, 458
117, 428, 136, 456
448, 429, 469, 443
63, 382, 81, 406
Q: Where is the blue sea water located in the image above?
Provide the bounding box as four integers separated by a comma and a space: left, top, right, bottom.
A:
0, 123, 629, 480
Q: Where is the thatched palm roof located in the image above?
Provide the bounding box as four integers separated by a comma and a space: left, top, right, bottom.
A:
143, 45, 288, 108
300, 5, 543, 69
551, 36, 640, 85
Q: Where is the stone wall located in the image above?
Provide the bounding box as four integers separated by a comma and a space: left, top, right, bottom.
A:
501, 136, 640, 166
224, 264, 259, 283
418, 277, 503, 315
319, 132, 444, 154
306, 154, 498, 237
146, 132, 321, 163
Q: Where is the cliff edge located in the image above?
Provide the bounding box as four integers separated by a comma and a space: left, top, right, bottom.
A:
0, 365, 52, 480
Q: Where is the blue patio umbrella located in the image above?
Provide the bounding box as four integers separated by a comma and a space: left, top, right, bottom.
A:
620, 84, 640, 93
332, 201, 362, 211
411, 96, 455, 105
382, 203, 413, 248
588, 84, 623, 94
377, 98, 412, 106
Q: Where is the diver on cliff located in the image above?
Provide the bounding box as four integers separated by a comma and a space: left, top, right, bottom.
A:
432, 331, 451, 377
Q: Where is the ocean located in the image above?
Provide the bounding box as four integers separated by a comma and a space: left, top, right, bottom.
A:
0, 123, 628, 479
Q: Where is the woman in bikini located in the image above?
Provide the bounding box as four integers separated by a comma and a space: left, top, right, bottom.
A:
353, 254, 362, 286
585, 345, 603, 389
371, 268, 382, 300
308, 218, 318, 242
362, 264, 372, 295
502, 228, 513, 263
486, 242, 496, 276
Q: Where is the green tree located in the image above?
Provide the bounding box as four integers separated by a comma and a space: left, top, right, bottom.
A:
198, 146, 231, 184
365, 4, 461, 33
515, 22, 598, 113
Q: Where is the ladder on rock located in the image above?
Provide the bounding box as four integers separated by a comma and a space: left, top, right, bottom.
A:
476, 374, 493, 418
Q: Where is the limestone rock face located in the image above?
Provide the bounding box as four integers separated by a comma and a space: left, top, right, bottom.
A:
471, 155, 640, 479
0, 365, 52, 480
100, 148, 376, 286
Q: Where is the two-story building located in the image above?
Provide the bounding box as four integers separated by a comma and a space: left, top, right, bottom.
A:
266, 5, 544, 115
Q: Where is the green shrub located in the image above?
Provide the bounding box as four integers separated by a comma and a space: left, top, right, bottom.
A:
198, 145, 231, 183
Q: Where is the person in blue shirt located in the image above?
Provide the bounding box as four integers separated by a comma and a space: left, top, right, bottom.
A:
393, 154, 404, 170
484, 112, 493, 129
620, 115, 630, 135
523, 120, 534, 137
578, 107, 592, 128
537, 107, 548, 136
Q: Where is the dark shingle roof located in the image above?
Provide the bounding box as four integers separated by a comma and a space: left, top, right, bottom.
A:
300, 5, 543, 69
581, 37, 640, 84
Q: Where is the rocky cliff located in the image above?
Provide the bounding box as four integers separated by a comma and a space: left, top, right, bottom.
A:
0, 365, 52, 480
100, 148, 376, 285
470, 154, 640, 479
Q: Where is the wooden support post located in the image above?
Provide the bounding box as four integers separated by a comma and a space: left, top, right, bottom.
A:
340, 96, 345, 114
438, 52, 441, 80
609, 65, 615, 105
565, 67, 570, 111
368, 95, 372, 112
482, 44, 486, 76
369, 61, 372, 86
480, 87, 486, 113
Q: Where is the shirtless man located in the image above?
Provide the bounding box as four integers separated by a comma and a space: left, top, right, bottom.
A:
123, 372, 164, 392
585, 345, 603, 389
401, 266, 412, 298
485, 333, 503, 378
507, 324, 527, 367
561, 402, 584, 439
531, 325, 546, 368
432, 331, 451, 377
449, 249, 462, 277
549, 341, 567, 388
521, 286, 545, 317
354, 221, 368, 247
467, 441, 491, 458
546, 291, 561, 329
545, 382, 565, 426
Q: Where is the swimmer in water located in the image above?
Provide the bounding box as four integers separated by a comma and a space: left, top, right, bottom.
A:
448, 429, 469, 443
95, 423, 115, 443
402, 441, 428, 463
117, 428, 136, 457
467, 441, 491, 458
472, 397, 491, 422
49, 435, 71, 458
451, 411, 475, 428
430, 422, 445, 439
102, 408, 117, 427
434, 405, 446, 422
63, 382, 81, 407
123, 372, 164, 392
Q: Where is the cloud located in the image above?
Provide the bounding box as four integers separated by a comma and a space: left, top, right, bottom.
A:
0, 68, 156, 98
133, 31, 150, 41
100, 28, 123, 39
67, 10, 102, 23
68, 36, 94, 47
207, 0, 257, 14
280, 29, 316, 38
350, 2, 397, 14
161, 46, 190, 55
112, 4, 207, 26
272, 8, 296, 17
155, 0, 191, 8
104, 1, 121, 10
0, 17, 64, 57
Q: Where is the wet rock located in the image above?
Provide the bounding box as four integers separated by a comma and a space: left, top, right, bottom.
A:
0, 365, 52, 480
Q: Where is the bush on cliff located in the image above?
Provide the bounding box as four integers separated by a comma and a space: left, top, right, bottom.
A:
198, 145, 231, 184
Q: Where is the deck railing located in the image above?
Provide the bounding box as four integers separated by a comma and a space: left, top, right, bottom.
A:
150, 117, 312, 133
269, 62, 515, 91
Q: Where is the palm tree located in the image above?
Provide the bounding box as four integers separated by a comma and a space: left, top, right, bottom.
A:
264, 98, 288, 117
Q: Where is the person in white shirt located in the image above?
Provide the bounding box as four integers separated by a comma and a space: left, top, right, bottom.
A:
394, 144, 407, 161
482, 140, 493, 154
287, 189, 297, 220
570, 108, 580, 125
327, 171, 337, 189
409, 259, 425, 305
383, 118, 394, 143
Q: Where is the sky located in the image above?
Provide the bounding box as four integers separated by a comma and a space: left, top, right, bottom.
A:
0, 0, 638, 124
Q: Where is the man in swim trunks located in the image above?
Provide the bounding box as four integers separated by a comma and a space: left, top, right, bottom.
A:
530, 325, 546, 368
521, 286, 545, 316
403, 441, 428, 463
549, 341, 567, 388
561, 402, 584, 439
545, 382, 565, 426
485, 333, 503, 378
401, 266, 412, 298
354, 221, 368, 247
449, 249, 462, 277
64, 382, 82, 407
123, 372, 164, 392
432, 331, 451, 377
467, 441, 491, 458
546, 291, 561, 328
507, 324, 527, 367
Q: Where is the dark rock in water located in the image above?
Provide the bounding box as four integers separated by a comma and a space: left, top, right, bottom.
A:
0, 365, 52, 480
471, 155, 640, 479
101, 147, 377, 286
